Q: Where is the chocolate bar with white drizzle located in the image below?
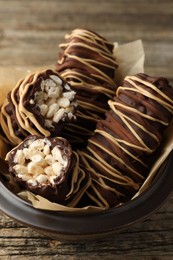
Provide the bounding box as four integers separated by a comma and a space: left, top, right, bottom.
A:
0, 69, 77, 146
79, 73, 173, 208
56, 29, 118, 148
6, 135, 91, 206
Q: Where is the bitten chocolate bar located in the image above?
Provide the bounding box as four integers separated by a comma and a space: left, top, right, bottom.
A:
79, 73, 173, 207
56, 29, 118, 148
0, 69, 77, 146
6, 135, 91, 206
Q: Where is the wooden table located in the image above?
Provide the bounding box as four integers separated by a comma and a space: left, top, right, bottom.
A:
0, 0, 173, 259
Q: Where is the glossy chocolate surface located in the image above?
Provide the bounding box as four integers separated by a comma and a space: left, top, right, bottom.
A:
79, 73, 173, 207
56, 29, 118, 148
0, 69, 77, 146
6, 135, 90, 206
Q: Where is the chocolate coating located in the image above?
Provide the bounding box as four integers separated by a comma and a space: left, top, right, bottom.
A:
56, 29, 118, 148
6, 135, 91, 206
79, 73, 173, 207
0, 69, 77, 146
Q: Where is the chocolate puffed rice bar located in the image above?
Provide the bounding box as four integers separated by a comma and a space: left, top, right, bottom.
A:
0, 69, 77, 146
6, 135, 91, 206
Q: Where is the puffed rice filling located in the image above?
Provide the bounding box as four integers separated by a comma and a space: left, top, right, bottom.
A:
29, 74, 77, 128
12, 138, 69, 186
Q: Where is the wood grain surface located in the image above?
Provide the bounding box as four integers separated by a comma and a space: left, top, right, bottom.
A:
0, 0, 173, 259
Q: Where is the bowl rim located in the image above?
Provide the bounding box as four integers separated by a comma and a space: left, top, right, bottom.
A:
0, 149, 173, 237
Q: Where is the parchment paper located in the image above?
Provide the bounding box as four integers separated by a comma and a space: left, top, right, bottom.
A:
113, 40, 145, 85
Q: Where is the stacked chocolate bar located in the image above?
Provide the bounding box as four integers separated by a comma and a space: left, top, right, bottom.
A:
79, 73, 173, 207
0, 69, 77, 146
56, 29, 118, 148
6, 135, 91, 206
1, 29, 173, 208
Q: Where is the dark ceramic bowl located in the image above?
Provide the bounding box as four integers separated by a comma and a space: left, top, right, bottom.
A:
0, 150, 173, 241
